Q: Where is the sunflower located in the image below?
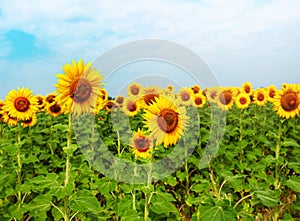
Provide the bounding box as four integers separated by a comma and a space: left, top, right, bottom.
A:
267, 85, 277, 102
0, 100, 5, 122
143, 95, 188, 148
47, 102, 63, 117
35, 95, 45, 112
190, 84, 201, 94
2, 112, 18, 126
104, 100, 115, 112
127, 82, 142, 97
216, 87, 238, 110
235, 93, 251, 109
139, 85, 161, 108
204, 86, 221, 104
21, 114, 37, 127
192, 93, 206, 108
122, 97, 141, 117
3, 87, 38, 121
273, 84, 300, 119
177, 87, 193, 106
114, 95, 125, 107
253, 88, 268, 106
241, 82, 252, 95
44, 93, 57, 106
55, 59, 104, 116
130, 128, 153, 159
97, 88, 108, 102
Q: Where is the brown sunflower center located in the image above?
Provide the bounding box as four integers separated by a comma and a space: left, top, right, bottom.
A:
257, 93, 265, 101
46, 95, 56, 104
210, 91, 217, 100
130, 86, 140, 96
14, 97, 30, 112
134, 137, 150, 152
157, 109, 179, 133
127, 101, 137, 112
191, 86, 200, 94
50, 103, 61, 113
219, 91, 232, 105
180, 92, 190, 101
269, 89, 276, 98
239, 97, 247, 105
281, 92, 299, 111
244, 86, 251, 93
144, 94, 158, 106
71, 79, 92, 103
116, 96, 124, 105
195, 97, 203, 105
37, 97, 43, 105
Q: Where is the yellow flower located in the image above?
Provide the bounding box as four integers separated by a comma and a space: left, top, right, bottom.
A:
235, 93, 251, 109
0, 100, 5, 122
21, 114, 37, 127
241, 82, 252, 95
143, 95, 188, 148
2, 112, 18, 126
55, 59, 104, 116
192, 93, 206, 108
267, 85, 277, 102
190, 84, 201, 94
122, 97, 141, 117
216, 87, 238, 110
139, 85, 161, 108
47, 102, 63, 117
177, 87, 193, 106
253, 88, 268, 106
204, 86, 221, 104
272, 84, 300, 119
36, 95, 45, 112
130, 128, 153, 159
114, 95, 125, 107
3, 87, 38, 121
44, 93, 57, 106
127, 82, 142, 97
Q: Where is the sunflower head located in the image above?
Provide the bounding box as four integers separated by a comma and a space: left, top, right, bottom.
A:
114, 95, 125, 107
216, 87, 237, 110
205, 86, 221, 104
130, 128, 153, 159
127, 82, 142, 97
122, 97, 141, 117
242, 82, 252, 95
3, 87, 38, 121
253, 88, 268, 106
47, 102, 64, 117
267, 85, 278, 102
21, 114, 37, 127
44, 93, 57, 106
2, 112, 18, 126
55, 59, 104, 116
139, 85, 161, 107
192, 93, 206, 108
190, 84, 201, 94
36, 95, 45, 112
143, 94, 189, 148
273, 84, 300, 119
235, 93, 251, 109
177, 87, 193, 106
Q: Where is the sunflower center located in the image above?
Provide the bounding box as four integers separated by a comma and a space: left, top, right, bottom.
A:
116, 97, 124, 105
281, 92, 299, 111
50, 103, 61, 113
219, 91, 232, 105
269, 90, 276, 98
127, 102, 137, 112
134, 137, 150, 152
131, 86, 140, 96
257, 93, 265, 101
144, 94, 158, 106
14, 97, 30, 112
244, 86, 251, 93
195, 97, 203, 105
157, 109, 179, 133
46, 95, 56, 104
210, 91, 217, 100
191, 86, 200, 94
71, 79, 92, 103
239, 97, 247, 105
180, 92, 190, 101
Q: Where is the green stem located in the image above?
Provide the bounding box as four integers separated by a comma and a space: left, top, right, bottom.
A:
16, 123, 22, 209
48, 116, 54, 156
184, 138, 190, 196
144, 158, 153, 221
197, 108, 201, 149
239, 110, 244, 173
274, 121, 282, 190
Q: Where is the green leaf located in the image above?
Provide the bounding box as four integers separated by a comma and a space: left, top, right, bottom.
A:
255, 190, 280, 207
281, 139, 299, 148
70, 189, 101, 213
150, 200, 178, 214
198, 204, 237, 221
285, 177, 300, 192
26, 193, 52, 212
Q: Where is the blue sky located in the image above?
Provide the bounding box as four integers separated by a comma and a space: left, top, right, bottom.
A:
0, 0, 299, 99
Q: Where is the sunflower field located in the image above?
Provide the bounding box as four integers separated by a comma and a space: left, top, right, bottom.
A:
0, 59, 300, 221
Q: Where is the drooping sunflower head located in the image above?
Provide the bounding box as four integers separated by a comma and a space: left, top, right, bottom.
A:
272, 84, 300, 119
216, 87, 237, 110
130, 128, 153, 159
267, 85, 278, 102
55, 59, 104, 116
242, 82, 252, 95
122, 97, 141, 117
3, 87, 38, 121
192, 93, 207, 108
36, 95, 45, 112
97, 88, 109, 102
235, 93, 251, 109
139, 85, 161, 108
177, 87, 193, 106
2, 112, 18, 126
143, 94, 189, 148
253, 88, 268, 106
44, 93, 57, 106
21, 114, 37, 127
127, 82, 142, 97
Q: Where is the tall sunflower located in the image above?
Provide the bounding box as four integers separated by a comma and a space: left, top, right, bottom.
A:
192, 93, 206, 108
55, 59, 104, 116
143, 95, 188, 148
3, 87, 38, 121
253, 88, 268, 106
130, 128, 153, 159
216, 87, 237, 110
235, 93, 251, 109
273, 84, 300, 119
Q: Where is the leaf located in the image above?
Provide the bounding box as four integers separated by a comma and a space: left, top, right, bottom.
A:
70, 189, 101, 213
281, 139, 299, 148
198, 204, 237, 221
285, 177, 300, 192
150, 200, 178, 214
26, 193, 52, 212
255, 190, 280, 207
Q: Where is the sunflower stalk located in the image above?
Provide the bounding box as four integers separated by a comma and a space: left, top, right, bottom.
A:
274, 120, 282, 190
144, 155, 153, 221
16, 123, 22, 209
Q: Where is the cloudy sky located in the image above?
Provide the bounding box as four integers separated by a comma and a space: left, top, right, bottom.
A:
0, 0, 299, 99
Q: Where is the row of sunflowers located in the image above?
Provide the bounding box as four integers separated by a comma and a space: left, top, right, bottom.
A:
0, 59, 299, 220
